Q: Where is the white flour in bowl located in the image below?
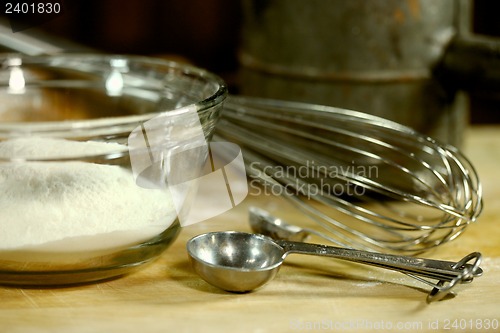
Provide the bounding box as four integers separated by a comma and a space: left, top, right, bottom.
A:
0, 137, 177, 251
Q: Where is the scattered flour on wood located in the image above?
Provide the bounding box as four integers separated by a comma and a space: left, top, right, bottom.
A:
0, 137, 176, 250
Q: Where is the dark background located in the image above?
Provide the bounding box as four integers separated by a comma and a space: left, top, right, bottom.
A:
2, 0, 500, 123
469, 0, 500, 123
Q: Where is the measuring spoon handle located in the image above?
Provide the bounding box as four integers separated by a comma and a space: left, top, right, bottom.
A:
276, 240, 482, 282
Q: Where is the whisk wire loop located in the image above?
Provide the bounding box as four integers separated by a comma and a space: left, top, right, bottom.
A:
215, 96, 482, 254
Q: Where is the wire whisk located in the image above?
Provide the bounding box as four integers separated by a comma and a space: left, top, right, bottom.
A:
215, 96, 483, 254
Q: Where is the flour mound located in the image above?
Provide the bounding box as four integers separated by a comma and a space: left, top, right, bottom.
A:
0, 138, 176, 250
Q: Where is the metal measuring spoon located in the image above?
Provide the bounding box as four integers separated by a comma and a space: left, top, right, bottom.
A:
186, 231, 482, 302
248, 206, 351, 247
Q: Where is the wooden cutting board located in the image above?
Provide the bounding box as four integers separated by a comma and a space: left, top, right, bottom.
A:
0, 126, 498, 333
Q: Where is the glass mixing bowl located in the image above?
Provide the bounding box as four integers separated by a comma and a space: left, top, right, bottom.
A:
0, 54, 227, 286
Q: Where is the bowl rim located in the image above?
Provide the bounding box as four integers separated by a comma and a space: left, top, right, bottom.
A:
0, 53, 228, 133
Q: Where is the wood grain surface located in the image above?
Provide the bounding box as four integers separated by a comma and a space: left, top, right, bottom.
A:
0, 126, 499, 333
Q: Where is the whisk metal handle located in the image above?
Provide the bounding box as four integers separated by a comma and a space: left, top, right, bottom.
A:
275, 240, 482, 302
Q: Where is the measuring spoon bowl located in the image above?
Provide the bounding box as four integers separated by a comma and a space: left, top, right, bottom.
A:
249, 206, 351, 248
249, 207, 310, 242
187, 231, 285, 292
